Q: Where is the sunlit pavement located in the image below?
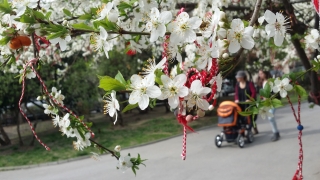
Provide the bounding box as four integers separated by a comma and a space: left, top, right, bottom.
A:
1, 103, 320, 180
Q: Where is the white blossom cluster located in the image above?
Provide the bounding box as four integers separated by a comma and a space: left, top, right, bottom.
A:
39, 87, 92, 151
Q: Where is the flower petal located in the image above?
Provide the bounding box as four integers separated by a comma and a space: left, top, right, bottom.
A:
190, 80, 202, 92
188, 17, 202, 29
139, 94, 149, 110
161, 75, 172, 87
274, 31, 284, 46
177, 86, 189, 97
146, 85, 161, 98
240, 36, 254, 50
129, 90, 141, 104
228, 40, 241, 53
196, 98, 210, 110
173, 74, 187, 87
279, 89, 287, 98
264, 10, 276, 24
230, 19, 244, 32
160, 11, 172, 24
168, 95, 179, 109
130, 74, 142, 87
265, 24, 275, 37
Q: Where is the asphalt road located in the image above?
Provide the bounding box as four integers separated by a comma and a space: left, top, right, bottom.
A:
1, 103, 320, 180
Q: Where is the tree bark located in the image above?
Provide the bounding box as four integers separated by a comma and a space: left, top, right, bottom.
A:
0, 122, 11, 146
16, 108, 24, 146
283, 0, 320, 105
25, 105, 38, 146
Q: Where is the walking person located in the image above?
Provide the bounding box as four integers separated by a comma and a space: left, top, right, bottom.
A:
258, 70, 280, 141
234, 70, 257, 134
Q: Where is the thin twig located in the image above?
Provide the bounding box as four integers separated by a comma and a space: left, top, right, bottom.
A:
89, 139, 119, 160
31, 33, 38, 58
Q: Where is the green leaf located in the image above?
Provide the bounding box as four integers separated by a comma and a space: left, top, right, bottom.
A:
79, 13, 92, 20
271, 98, 283, 108
72, 23, 95, 31
259, 89, 268, 98
0, 0, 12, 14
0, 36, 11, 45
131, 166, 137, 176
99, 19, 118, 31
47, 31, 65, 40
115, 71, 126, 85
238, 111, 253, 116
98, 76, 126, 91
45, 11, 52, 19
19, 15, 36, 23
33, 11, 45, 20
122, 103, 138, 113
63, 9, 72, 17
294, 85, 307, 97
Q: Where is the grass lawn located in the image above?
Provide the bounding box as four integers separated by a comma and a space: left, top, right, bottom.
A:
0, 115, 217, 167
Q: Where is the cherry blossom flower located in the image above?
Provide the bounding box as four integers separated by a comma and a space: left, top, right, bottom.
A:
95, 2, 114, 21
227, 19, 254, 53
202, 8, 221, 38
141, 57, 166, 78
185, 80, 211, 110
210, 73, 223, 92
305, 29, 320, 50
272, 78, 293, 98
43, 104, 55, 115
51, 87, 65, 106
146, 8, 172, 42
49, 35, 71, 51
158, 74, 189, 109
263, 10, 289, 46
259, 106, 274, 120
73, 132, 91, 151
52, 115, 60, 128
117, 155, 133, 172
168, 12, 202, 45
114, 145, 121, 152
91, 26, 112, 58
139, 0, 157, 10
103, 90, 120, 124
129, 74, 161, 110
19, 68, 36, 79
196, 44, 215, 70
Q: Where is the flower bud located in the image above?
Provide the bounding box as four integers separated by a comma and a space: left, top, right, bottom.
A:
222, 53, 229, 59
218, 21, 224, 28
186, 115, 193, 122
208, 105, 214, 111
197, 109, 205, 117
220, 11, 226, 20
317, 55, 320, 59
37, 96, 42, 101
114, 145, 121, 152
62, 20, 68, 26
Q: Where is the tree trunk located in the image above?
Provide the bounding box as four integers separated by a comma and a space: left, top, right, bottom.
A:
0, 122, 11, 146
16, 110, 24, 146
25, 105, 38, 146
283, 0, 320, 105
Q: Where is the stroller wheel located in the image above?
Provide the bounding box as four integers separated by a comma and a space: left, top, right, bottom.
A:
237, 135, 245, 148
215, 135, 223, 148
247, 131, 254, 143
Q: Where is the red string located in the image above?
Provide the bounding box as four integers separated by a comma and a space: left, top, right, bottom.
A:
181, 126, 187, 160
19, 59, 50, 150
161, 35, 170, 76
287, 95, 303, 180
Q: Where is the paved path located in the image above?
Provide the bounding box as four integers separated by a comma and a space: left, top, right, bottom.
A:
1, 103, 320, 180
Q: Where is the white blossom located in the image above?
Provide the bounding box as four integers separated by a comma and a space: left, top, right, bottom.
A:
158, 74, 189, 109
49, 35, 71, 51
146, 8, 172, 42
227, 19, 254, 53
259, 106, 274, 120
104, 90, 120, 124
129, 74, 161, 110
168, 12, 202, 45
117, 155, 133, 172
185, 80, 211, 110
264, 10, 289, 46
272, 78, 293, 98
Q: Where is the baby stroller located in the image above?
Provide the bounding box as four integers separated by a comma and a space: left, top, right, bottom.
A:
215, 101, 254, 148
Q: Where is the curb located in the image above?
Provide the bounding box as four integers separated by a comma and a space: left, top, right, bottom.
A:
0, 125, 217, 171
